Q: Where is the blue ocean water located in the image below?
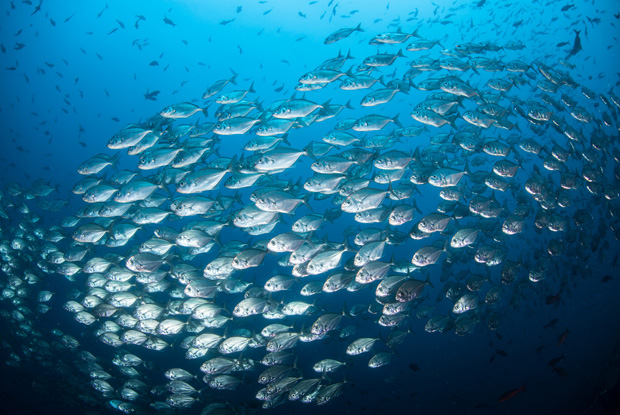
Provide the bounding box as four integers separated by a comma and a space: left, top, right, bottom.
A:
1, 1, 620, 414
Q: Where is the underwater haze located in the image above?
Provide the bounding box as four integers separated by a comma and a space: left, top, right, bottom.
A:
1, 1, 620, 414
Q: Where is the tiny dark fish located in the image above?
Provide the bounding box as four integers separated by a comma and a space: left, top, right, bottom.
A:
547, 353, 565, 367
135, 15, 146, 29
163, 16, 176, 27
498, 384, 526, 402
557, 41, 569, 47
557, 329, 569, 347
299, 12, 307, 18
544, 318, 559, 329
600, 275, 612, 283
496, 349, 507, 357
149, 61, 159, 66
144, 89, 160, 101
31, 0, 42, 15
545, 292, 560, 305
220, 18, 235, 25
408, 363, 420, 372
560, 4, 574, 12
97, 3, 108, 18
552, 367, 569, 377
567, 30, 582, 58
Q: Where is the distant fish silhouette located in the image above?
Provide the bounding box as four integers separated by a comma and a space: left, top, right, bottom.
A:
567, 30, 582, 58
163, 16, 176, 27
143, 89, 160, 101
498, 384, 526, 402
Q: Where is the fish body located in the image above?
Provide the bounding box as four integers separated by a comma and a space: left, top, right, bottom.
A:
325, 23, 363, 44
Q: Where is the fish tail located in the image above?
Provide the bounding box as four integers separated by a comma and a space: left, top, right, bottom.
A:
229, 69, 239, 85
392, 113, 403, 128
281, 133, 291, 146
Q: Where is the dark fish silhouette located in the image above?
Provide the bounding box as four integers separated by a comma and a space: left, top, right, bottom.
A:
135, 15, 146, 29
498, 384, 526, 402
163, 16, 176, 27
97, 3, 108, 18
143, 89, 160, 101
567, 30, 582, 58
544, 318, 559, 329
552, 367, 569, 377
547, 353, 565, 367
545, 292, 560, 305
31, 0, 42, 15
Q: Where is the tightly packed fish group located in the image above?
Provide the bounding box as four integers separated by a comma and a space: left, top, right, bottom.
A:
1, 23, 619, 414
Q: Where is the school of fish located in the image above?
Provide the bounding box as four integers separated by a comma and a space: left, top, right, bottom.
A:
1, 16, 620, 415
